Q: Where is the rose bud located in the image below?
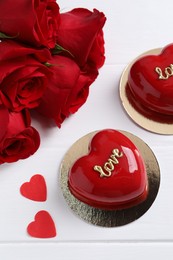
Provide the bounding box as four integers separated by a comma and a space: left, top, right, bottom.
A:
0, 0, 60, 48
0, 40, 52, 112
36, 55, 98, 127
0, 105, 40, 164
55, 8, 106, 68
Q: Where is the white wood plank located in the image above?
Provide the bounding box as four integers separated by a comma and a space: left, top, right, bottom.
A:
1, 0, 173, 258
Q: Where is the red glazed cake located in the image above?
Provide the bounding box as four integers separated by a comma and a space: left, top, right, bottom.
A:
128, 44, 173, 119
68, 129, 148, 210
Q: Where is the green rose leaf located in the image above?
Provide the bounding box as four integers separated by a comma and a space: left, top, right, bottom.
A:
0, 32, 18, 39
44, 62, 54, 68
52, 44, 74, 57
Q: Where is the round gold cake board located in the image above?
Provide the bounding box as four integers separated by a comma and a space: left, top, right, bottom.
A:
119, 48, 173, 134
60, 130, 160, 227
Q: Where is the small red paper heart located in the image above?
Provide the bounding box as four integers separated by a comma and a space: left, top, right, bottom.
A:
27, 210, 56, 238
20, 174, 47, 202
128, 44, 173, 116
68, 129, 148, 210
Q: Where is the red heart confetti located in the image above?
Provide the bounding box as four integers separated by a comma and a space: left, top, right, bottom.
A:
20, 174, 47, 202
27, 210, 56, 239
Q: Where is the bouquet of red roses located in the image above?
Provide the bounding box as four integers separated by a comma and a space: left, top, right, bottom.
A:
0, 0, 106, 164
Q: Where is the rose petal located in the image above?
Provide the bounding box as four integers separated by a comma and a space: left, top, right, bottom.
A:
0, 104, 9, 142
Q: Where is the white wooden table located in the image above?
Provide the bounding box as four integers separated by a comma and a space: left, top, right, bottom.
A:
1, 0, 173, 259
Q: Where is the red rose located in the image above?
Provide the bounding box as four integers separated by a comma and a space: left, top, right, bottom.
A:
0, 105, 40, 164
0, 0, 60, 48
0, 40, 52, 112
56, 8, 106, 68
36, 55, 98, 127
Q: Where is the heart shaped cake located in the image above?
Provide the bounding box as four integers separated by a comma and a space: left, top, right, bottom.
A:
68, 129, 148, 210
128, 44, 173, 116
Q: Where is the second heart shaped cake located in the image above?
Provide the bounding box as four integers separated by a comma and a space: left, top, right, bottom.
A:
68, 129, 148, 210
128, 44, 173, 116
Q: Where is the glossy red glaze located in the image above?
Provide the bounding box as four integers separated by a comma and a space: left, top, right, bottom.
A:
128, 44, 173, 115
68, 129, 148, 210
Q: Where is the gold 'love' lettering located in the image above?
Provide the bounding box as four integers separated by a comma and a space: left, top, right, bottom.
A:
93, 149, 123, 178
155, 64, 173, 80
